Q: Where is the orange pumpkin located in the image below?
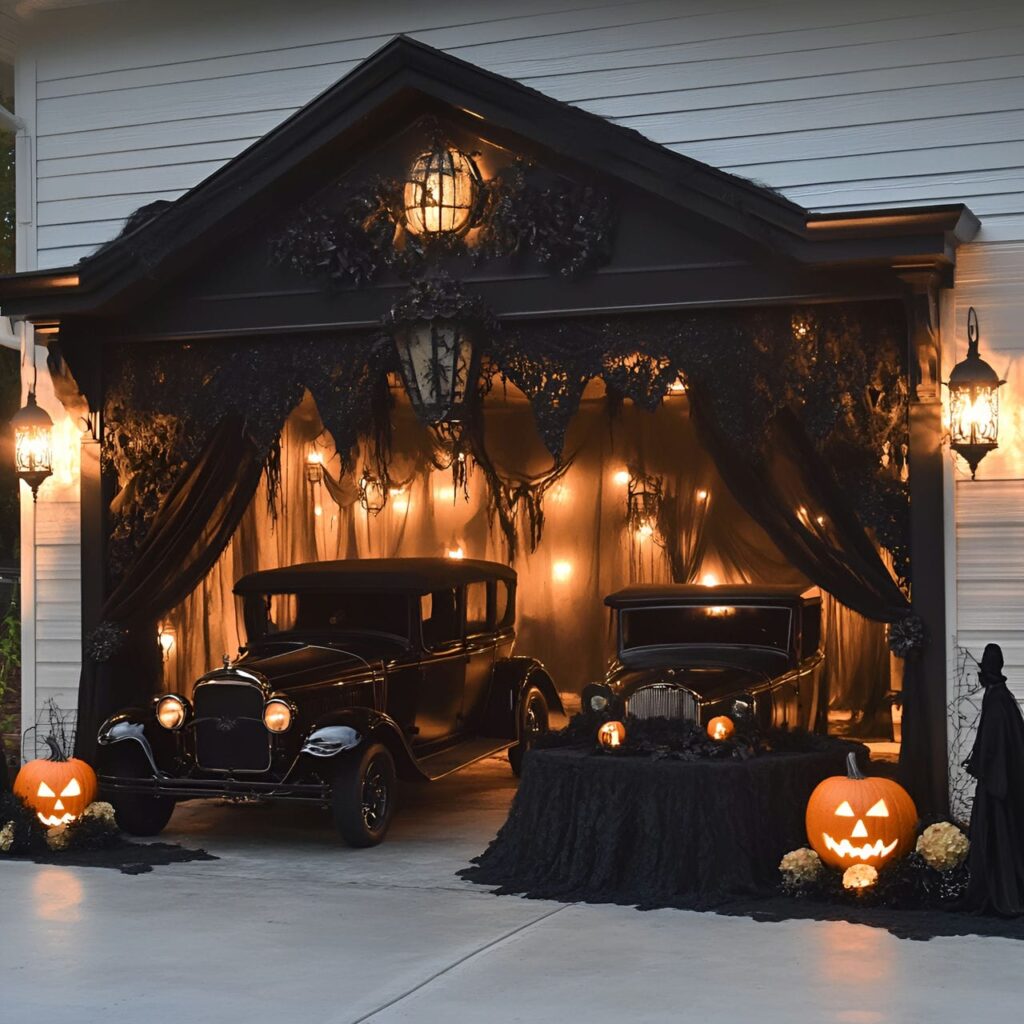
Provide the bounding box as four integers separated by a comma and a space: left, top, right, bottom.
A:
806, 752, 917, 870
597, 721, 626, 749
706, 716, 735, 741
14, 736, 98, 827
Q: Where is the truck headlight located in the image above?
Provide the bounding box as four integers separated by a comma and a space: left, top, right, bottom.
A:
263, 698, 294, 734
590, 694, 609, 712
156, 695, 188, 731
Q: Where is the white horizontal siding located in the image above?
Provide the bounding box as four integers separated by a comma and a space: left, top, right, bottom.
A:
17, 0, 1024, 266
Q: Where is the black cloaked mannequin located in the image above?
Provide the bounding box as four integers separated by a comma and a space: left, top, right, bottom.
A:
964, 643, 1024, 916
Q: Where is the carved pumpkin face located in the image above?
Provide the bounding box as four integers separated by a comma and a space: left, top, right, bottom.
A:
598, 721, 626, 749
14, 754, 98, 827
706, 716, 735, 741
806, 753, 917, 870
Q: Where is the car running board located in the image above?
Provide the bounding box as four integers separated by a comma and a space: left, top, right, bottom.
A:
416, 737, 513, 780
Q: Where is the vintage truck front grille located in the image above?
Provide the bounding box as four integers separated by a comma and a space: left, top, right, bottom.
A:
626, 684, 698, 722
192, 678, 270, 772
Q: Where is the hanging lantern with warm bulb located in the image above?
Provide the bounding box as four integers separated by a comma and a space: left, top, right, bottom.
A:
358, 472, 388, 516
386, 276, 490, 428
947, 307, 1005, 479
305, 450, 324, 483
12, 390, 54, 501
403, 140, 483, 237
157, 624, 176, 660
626, 472, 662, 541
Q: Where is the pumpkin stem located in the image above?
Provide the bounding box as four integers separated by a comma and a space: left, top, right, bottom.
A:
43, 733, 68, 762
846, 751, 865, 780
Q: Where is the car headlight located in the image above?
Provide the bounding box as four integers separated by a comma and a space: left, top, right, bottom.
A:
590, 694, 609, 712
263, 698, 294, 734
156, 694, 188, 731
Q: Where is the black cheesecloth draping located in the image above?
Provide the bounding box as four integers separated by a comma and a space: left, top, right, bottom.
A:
461, 745, 863, 909
75, 417, 265, 761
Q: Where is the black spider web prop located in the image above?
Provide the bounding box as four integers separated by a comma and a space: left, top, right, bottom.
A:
948, 643, 983, 827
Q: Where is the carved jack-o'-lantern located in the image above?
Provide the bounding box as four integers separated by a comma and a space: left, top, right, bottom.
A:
13, 736, 98, 827
706, 715, 735, 741
598, 721, 626, 749
805, 753, 917, 870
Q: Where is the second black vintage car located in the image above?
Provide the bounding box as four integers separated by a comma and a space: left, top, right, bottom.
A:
584, 584, 826, 734
97, 558, 561, 846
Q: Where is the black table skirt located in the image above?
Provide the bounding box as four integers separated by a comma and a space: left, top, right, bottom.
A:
462, 745, 863, 910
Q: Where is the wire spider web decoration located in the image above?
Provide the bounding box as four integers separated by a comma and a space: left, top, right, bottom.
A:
21, 697, 78, 764
948, 643, 984, 827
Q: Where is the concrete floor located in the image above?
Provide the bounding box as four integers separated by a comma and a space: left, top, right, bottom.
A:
3, 756, 1020, 1023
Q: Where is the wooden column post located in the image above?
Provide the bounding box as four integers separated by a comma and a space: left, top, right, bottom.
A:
902, 274, 950, 817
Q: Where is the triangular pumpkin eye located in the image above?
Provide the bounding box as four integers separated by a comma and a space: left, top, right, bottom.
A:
60, 779, 82, 798
37, 781, 56, 798
866, 799, 889, 817
835, 801, 854, 817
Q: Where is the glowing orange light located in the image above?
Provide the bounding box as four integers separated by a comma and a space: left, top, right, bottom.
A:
552, 560, 572, 582
707, 715, 735, 741
446, 546, 465, 560
613, 469, 630, 486
314, 505, 323, 517
696, 489, 708, 502
390, 487, 409, 514
700, 572, 719, 587
598, 721, 626, 749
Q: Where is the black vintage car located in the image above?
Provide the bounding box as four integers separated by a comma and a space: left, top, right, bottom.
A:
583, 584, 826, 733
97, 558, 561, 846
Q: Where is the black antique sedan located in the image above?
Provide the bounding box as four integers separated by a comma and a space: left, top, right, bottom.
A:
583, 584, 826, 733
97, 558, 561, 846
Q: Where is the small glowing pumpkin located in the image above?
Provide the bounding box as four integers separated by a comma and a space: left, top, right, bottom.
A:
805, 753, 917, 870
597, 721, 626, 749
13, 736, 98, 827
706, 715, 735, 741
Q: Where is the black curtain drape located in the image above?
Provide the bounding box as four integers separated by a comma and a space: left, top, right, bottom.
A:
690, 394, 941, 812
75, 416, 266, 761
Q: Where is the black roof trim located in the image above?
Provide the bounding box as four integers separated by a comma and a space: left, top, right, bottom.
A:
234, 557, 516, 596
605, 584, 820, 608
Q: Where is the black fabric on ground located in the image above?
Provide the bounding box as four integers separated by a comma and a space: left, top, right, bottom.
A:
964, 643, 1024, 916
75, 416, 265, 761
461, 744, 862, 910
15, 840, 217, 875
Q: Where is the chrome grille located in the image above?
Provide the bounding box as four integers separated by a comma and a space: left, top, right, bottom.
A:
626, 684, 698, 722
192, 679, 270, 772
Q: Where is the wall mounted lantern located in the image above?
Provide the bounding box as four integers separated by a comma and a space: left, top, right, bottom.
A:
386, 276, 490, 429
403, 142, 483, 237
305, 450, 324, 483
947, 307, 1005, 479
12, 390, 54, 501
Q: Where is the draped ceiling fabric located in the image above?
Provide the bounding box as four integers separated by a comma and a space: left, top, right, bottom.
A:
81, 300, 930, 799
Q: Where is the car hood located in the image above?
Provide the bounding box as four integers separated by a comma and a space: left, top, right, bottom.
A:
606, 646, 789, 703
237, 635, 407, 688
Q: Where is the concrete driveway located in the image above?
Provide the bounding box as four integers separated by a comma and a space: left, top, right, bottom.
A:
2, 756, 1019, 1023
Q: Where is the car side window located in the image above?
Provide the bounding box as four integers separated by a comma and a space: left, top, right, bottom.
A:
464, 581, 489, 636
495, 581, 514, 628
422, 587, 460, 648
802, 602, 822, 658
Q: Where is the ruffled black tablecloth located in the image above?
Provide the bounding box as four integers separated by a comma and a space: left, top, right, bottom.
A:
462, 744, 863, 910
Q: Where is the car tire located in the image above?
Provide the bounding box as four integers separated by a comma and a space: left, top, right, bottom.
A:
331, 743, 397, 847
509, 686, 549, 778
108, 793, 176, 837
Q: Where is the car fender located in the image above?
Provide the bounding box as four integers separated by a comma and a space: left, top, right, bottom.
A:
302, 708, 426, 781
481, 657, 563, 739
96, 708, 172, 778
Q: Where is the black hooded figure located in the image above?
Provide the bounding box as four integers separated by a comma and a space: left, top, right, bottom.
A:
964, 643, 1024, 916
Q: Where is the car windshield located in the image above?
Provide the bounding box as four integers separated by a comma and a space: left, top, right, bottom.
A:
620, 604, 791, 652
251, 591, 412, 641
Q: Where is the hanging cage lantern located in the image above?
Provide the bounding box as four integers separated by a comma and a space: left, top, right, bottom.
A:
386, 276, 491, 428
403, 142, 483, 237
626, 472, 662, 540
12, 390, 54, 501
358, 472, 388, 516
947, 307, 1005, 479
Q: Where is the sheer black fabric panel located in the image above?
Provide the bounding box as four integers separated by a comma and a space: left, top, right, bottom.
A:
75, 417, 265, 759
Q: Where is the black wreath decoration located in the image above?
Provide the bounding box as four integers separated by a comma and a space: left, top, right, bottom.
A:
889, 615, 927, 659
84, 621, 128, 663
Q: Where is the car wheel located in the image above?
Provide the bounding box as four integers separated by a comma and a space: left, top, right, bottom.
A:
331, 743, 397, 847
108, 793, 176, 837
509, 686, 549, 777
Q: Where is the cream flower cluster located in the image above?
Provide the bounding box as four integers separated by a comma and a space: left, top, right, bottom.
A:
916, 821, 970, 872
84, 801, 117, 826
0, 820, 15, 853
842, 863, 878, 890
46, 824, 70, 850
779, 847, 824, 884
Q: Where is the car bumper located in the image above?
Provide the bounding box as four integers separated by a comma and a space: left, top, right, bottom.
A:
99, 773, 330, 803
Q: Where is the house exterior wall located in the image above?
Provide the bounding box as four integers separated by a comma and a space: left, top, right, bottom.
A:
9, 0, 1024, 763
